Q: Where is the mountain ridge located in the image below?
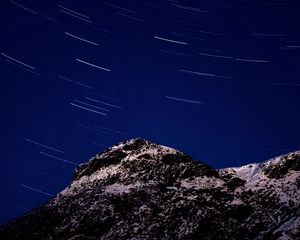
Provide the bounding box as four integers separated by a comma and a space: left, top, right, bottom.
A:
1, 138, 299, 239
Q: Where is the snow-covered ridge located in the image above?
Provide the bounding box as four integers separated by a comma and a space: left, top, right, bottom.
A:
220, 150, 300, 182
219, 150, 300, 207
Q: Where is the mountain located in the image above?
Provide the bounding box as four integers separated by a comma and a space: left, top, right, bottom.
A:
1, 138, 299, 239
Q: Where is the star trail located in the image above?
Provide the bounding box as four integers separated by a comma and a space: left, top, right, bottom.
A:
1, 0, 300, 223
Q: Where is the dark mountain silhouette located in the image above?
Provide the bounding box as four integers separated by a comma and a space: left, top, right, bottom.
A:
1, 138, 299, 239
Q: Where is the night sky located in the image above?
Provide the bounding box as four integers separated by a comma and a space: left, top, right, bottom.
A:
1, 0, 300, 223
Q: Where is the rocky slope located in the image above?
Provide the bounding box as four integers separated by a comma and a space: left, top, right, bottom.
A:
1, 138, 299, 239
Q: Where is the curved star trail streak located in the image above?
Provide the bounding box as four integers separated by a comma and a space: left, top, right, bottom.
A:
24, 138, 64, 154
154, 36, 188, 45
85, 97, 122, 109
235, 58, 270, 63
58, 75, 94, 89
73, 99, 110, 112
40, 151, 78, 166
20, 184, 54, 197
1, 53, 36, 70
70, 102, 108, 116
165, 96, 204, 105
58, 5, 90, 19
64, 32, 99, 46
76, 58, 111, 71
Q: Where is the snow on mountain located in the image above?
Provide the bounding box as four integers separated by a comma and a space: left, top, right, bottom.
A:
1, 138, 299, 240
220, 151, 300, 205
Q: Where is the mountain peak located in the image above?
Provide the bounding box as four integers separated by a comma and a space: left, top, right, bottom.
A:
73, 138, 177, 181
73, 138, 217, 183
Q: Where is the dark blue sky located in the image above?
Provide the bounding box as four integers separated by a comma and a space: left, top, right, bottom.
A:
1, 0, 300, 223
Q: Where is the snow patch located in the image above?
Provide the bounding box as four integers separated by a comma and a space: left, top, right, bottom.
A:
181, 176, 224, 190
